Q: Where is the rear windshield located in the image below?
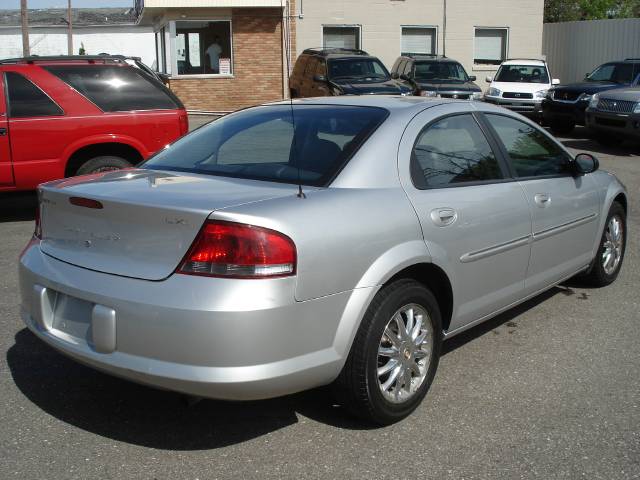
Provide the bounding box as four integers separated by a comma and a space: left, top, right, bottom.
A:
494, 64, 549, 83
142, 104, 389, 187
44, 65, 181, 112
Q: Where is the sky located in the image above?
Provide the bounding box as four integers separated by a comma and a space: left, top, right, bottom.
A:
4, 0, 133, 8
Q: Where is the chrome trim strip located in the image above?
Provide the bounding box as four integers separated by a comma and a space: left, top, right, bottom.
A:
533, 213, 598, 241
460, 235, 531, 263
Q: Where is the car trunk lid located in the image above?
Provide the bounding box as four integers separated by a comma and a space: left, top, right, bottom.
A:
38, 169, 299, 280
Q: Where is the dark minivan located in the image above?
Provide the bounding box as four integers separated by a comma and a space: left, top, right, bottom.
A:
289, 48, 412, 98
542, 58, 640, 134
390, 54, 483, 100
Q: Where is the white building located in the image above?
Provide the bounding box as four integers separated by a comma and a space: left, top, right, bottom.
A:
0, 8, 156, 67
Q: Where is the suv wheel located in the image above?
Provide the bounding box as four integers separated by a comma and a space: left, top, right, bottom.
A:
76, 156, 132, 176
333, 279, 442, 425
595, 133, 622, 147
550, 119, 575, 135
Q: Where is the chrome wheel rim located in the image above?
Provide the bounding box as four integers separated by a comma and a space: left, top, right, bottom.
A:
602, 215, 624, 275
377, 303, 433, 404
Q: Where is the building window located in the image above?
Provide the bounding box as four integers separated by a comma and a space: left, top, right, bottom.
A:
174, 21, 232, 75
401, 26, 436, 56
474, 28, 508, 65
322, 25, 361, 50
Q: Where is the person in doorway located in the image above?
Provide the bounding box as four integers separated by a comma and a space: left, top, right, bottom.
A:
205, 36, 223, 73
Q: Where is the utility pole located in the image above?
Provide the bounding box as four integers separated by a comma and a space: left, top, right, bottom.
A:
67, 0, 73, 55
20, 0, 30, 57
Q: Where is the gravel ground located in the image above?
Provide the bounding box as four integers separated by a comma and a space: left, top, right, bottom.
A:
0, 125, 638, 480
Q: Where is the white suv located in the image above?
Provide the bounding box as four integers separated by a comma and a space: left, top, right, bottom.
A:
483, 59, 559, 121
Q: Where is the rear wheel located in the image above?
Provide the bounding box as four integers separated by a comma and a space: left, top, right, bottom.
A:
595, 133, 622, 147
75, 155, 132, 176
333, 279, 442, 425
550, 118, 575, 135
583, 202, 626, 286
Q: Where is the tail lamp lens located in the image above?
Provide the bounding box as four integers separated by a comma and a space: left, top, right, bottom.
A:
178, 221, 296, 278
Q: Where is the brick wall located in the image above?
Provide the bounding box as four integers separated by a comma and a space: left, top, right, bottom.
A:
169, 7, 292, 112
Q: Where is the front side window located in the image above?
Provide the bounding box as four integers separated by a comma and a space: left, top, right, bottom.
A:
328, 58, 390, 80
5, 72, 63, 118
44, 65, 180, 112
143, 105, 388, 187
587, 62, 637, 84
494, 64, 550, 84
323, 26, 360, 50
401, 27, 436, 56
474, 28, 508, 65
175, 21, 231, 75
485, 114, 570, 178
411, 114, 503, 188
414, 61, 468, 81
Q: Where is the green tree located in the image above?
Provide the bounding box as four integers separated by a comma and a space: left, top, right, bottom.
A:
544, 0, 640, 22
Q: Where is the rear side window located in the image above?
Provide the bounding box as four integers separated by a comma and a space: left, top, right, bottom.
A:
5, 72, 63, 118
485, 114, 570, 177
411, 114, 503, 189
143, 104, 389, 187
44, 65, 179, 112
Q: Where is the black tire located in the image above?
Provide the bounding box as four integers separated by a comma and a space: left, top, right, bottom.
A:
75, 156, 132, 176
333, 279, 442, 425
550, 119, 575, 135
582, 202, 626, 287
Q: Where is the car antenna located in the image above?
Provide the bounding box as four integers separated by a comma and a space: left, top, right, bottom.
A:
283, 0, 305, 199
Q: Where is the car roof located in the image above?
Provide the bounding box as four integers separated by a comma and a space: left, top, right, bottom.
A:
301, 48, 373, 59
501, 59, 546, 66
0, 55, 129, 66
402, 55, 459, 63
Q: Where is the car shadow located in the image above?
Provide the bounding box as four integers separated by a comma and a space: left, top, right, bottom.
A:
8, 286, 570, 448
548, 126, 640, 156
0, 192, 37, 222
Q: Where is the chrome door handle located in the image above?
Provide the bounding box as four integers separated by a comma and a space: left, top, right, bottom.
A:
534, 193, 551, 207
430, 208, 457, 227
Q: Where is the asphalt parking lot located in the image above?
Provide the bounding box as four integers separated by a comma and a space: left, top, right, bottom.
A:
0, 125, 638, 479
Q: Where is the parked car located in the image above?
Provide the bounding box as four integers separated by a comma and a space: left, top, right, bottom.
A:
542, 58, 640, 134
483, 58, 559, 120
390, 54, 482, 99
585, 87, 640, 145
19, 97, 627, 425
0, 55, 188, 192
289, 48, 413, 97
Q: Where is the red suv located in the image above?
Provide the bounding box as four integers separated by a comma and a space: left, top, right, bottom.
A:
0, 56, 188, 191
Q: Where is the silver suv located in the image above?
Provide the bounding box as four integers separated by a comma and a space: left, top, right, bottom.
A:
586, 87, 640, 145
19, 97, 627, 425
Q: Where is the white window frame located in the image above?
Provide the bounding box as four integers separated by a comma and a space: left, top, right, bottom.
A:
168, 18, 234, 79
321, 24, 362, 50
473, 26, 509, 68
400, 25, 438, 56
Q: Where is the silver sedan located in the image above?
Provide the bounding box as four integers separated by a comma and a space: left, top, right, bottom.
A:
19, 97, 627, 425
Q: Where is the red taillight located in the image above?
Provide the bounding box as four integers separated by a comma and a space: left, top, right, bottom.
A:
178, 220, 296, 278
178, 111, 189, 136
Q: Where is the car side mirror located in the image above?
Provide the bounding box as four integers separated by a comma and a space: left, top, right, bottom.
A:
391, 72, 399, 79
468, 75, 477, 81
313, 74, 327, 83
573, 153, 599, 175
552, 78, 560, 85
485, 76, 493, 83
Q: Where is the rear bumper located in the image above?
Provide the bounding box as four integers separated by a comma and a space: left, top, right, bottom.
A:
585, 109, 640, 139
484, 96, 542, 117
542, 99, 588, 125
19, 242, 368, 400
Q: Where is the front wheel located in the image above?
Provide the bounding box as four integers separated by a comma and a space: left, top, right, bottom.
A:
333, 279, 442, 425
550, 118, 575, 135
583, 202, 626, 286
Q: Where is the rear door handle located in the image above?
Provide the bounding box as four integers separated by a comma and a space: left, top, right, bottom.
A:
430, 207, 458, 227
534, 193, 551, 207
